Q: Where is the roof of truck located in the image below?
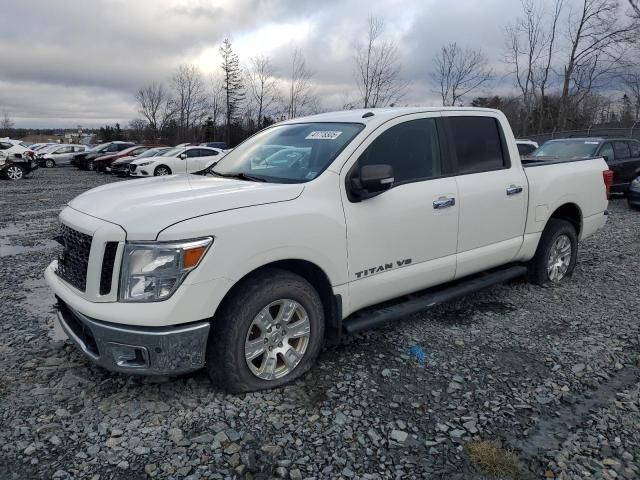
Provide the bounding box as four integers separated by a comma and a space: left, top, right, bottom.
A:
282, 107, 503, 127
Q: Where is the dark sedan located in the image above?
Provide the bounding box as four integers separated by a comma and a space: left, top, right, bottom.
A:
72, 142, 136, 171
530, 138, 640, 194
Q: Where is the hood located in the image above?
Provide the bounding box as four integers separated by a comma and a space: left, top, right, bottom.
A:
68, 174, 304, 239
112, 155, 135, 165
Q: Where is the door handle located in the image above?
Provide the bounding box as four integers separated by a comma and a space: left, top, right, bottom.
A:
433, 197, 456, 209
506, 185, 523, 196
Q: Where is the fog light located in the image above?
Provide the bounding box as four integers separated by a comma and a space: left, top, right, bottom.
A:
109, 342, 149, 369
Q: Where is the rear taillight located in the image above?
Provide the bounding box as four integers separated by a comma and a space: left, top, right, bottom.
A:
602, 169, 614, 197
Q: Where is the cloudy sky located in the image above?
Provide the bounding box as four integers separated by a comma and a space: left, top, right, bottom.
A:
0, 0, 594, 128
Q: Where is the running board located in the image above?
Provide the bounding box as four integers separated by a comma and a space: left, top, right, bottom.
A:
342, 265, 528, 334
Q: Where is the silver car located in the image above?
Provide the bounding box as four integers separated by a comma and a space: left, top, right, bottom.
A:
39, 144, 87, 167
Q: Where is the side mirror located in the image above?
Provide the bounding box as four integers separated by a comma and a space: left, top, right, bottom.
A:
179, 153, 187, 160
349, 164, 394, 201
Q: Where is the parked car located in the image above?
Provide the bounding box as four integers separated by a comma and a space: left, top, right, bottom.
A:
516, 139, 538, 156
45, 107, 611, 392
531, 137, 640, 194
628, 176, 640, 210
30, 142, 58, 151
110, 147, 171, 177
129, 146, 224, 177
38, 144, 88, 168
0, 139, 38, 180
200, 141, 228, 150
71, 141, 136, 170
93, 145, 165, 172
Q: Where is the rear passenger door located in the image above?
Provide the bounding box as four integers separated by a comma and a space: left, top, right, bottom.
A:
609, 141, 633, 186
445, 114, 527, 279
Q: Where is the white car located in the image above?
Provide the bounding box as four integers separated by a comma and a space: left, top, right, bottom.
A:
516, 139, 539, 156
129, 146, 225, 177
0, 139, 37, 180
39, 144, 88, 167
45, 107, 610, 392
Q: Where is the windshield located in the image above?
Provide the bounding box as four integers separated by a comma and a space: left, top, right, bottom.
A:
532, 140, 600, 158
138, 147, 169, 159
161, 147, 184, 157
212, 122, 364, 183
90, 142, 112, 152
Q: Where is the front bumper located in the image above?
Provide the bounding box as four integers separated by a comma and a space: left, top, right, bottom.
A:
56, 299, 209, 375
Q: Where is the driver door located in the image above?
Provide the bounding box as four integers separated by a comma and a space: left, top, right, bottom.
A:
187, 149, 219, 173
340, 114, 459, 314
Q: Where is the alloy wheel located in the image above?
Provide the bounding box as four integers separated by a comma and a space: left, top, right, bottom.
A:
6, 165, 23, 180
244, 299, 311, 380
547, 234, 572, 282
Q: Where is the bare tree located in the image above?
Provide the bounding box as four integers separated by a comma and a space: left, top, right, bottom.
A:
128, 118, 147, 142
170, 64, 209, 142
432, 43, 493, 106
1, 110, 14, 136
505, 0, 564, 134
558, 0, 638, 129
629, 0, 640, 17
220, 38, 245, 143
245, 55, 279, 129
623, 70, 640, 120
353, 16, 407, 108
209, 75, 226, 140
286, 48, 315, 119
135, 82, 175, 139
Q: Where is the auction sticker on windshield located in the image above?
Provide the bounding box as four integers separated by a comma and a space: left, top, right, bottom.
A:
306, 131, 342, 140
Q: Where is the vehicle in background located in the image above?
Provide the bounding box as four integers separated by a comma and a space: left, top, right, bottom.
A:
200, 141, 228, 150
38, 144, 88, 168
129, 146, 224, 177
45, 107, 611, 392
30, 143, 59, 151
93, 145, 165, 172
531, 137, 640, 194
628, 177, 640, 210
72, 142, 136, 171
111, 147, 171, 177
0, 139, 37, 180
516, 139, 538, 156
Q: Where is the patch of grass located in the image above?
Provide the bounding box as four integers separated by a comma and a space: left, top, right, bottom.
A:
465, 440, 523, 479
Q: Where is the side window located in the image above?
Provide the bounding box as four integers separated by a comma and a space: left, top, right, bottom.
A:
357, 118, 440, 184
74, 146, 85, 152
186, 149, 202, 158
613, 141, 630, 160
106, 144, 118, 152
449, 117, 507, 174
627, 141, 640, 157
599, 143, 614, 161
56, 146, 72, 154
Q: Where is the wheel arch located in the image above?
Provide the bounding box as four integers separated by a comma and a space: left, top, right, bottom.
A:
213, 259, 341, 338
548, 202, 582, 237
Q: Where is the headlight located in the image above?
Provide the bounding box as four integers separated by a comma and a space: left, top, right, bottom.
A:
137, 161, 153, 167
119, 238, 212, 302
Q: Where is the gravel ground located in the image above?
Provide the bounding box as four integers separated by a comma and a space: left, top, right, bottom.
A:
0, 168, 638, 480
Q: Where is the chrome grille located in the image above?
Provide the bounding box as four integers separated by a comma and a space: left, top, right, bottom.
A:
55, 225, 92, 292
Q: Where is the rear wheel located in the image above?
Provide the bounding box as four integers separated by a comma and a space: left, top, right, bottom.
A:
45, 159, 55, 168
154, 165, 171, 176
206, 269, 325, 393
3, 164, 25, 180
530, 219, 578, 285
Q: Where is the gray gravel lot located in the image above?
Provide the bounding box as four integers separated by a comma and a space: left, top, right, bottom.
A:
0, 168, 639, 480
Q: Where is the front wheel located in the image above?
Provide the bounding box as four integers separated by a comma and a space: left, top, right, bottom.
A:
529, 219, 578, 285
154, 165, 172, 176
45, 159, 55, 168
206, 269, 325, 393
3, 164, 25, 180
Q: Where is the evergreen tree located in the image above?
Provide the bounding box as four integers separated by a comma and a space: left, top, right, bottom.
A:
220, 38, 245, 145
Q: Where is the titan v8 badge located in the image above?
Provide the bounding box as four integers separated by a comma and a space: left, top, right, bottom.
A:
354, 258, 412, 279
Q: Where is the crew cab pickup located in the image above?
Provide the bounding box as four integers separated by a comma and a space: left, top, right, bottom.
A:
45, 108, 611, 392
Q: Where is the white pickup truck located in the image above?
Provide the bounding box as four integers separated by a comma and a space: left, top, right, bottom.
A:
45, 108, 611, 392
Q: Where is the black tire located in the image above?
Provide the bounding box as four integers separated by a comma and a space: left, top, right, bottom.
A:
529, 219, 578, 285
206, 268, 325, 393
2, 164, 25, 180
44, 159, 55, 168
154, 165, 172, 176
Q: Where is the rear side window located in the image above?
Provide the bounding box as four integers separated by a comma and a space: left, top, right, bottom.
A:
613, 141, 630, 160
358, 118, 440, 184
449, 117, 507, 174
628, 141, 640, 157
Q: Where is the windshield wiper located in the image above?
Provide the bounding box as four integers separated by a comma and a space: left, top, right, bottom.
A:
209, 170, 268, 182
